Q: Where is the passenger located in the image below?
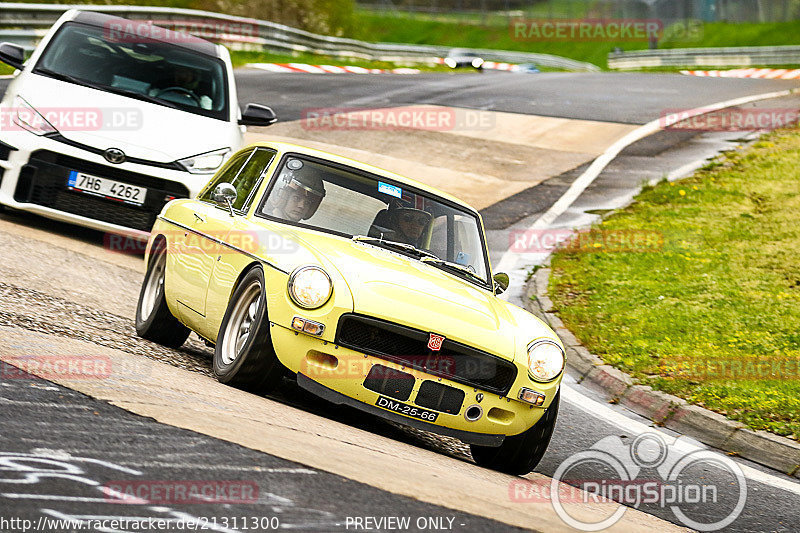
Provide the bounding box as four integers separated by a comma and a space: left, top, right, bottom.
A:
388, 207, 433, 247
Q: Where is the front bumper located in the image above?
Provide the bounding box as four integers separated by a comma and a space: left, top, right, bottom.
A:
297, 373, 505, 446
270, 323, 560, 441
0, 131, 204, 236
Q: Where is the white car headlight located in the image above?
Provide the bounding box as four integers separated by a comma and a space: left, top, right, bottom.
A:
177, 148, 230, 174
12, 95, 57, 136
288, 266, 332, 309
527, 340, 565, 382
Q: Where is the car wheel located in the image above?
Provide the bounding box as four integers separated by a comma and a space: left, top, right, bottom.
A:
470, 390, 560, 475
213, 266, 283, 394
135, 244, 191, 348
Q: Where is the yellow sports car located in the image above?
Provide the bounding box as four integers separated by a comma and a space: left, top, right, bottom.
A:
135, 142, 565, 474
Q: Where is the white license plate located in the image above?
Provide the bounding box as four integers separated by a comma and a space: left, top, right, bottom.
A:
67, 171, 147, 206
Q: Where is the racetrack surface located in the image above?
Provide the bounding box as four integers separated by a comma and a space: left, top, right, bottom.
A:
1, 70, 799, 532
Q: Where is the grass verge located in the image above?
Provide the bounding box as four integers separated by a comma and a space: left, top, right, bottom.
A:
548, 129, 800, 440
352, 12, 800, 70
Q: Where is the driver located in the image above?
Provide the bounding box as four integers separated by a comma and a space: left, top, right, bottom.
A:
266, 163, 326, 222
150, 65, 212, 110
388, 206, 433, 247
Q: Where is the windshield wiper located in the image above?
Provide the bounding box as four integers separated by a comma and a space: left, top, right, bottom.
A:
352, 235, 438, 259
105, 87, 180, 110
35, 68, 180, 110
420, 257, 489, 285
35, 68, 103, 90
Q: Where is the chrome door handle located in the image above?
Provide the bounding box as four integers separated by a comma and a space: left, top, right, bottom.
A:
193, 213, 206, 223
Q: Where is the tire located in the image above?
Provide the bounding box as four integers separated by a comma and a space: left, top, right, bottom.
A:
213, 266, 283, 394
470, 390, 560, 475
135, 244, 191, 348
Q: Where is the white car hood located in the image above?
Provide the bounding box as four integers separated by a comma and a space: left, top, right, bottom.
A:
19, 74, 240, 163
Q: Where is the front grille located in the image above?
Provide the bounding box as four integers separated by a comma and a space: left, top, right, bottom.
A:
0, 140, 15, 161
363, 365, 414, 401
14, 150, 189, 231
415, 381, 464, 414
337, 314, 517, 396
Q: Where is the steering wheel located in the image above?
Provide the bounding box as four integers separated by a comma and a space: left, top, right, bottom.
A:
154, 86, 202, 106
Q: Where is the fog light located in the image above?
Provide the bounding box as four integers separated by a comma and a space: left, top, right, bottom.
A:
518, 388, 546, 406
292, 316, 325, 336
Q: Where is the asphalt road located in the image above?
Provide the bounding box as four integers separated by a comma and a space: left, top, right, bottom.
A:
233, 70, 798, 124
2, 70, 800, 532
0, 362, 518, 533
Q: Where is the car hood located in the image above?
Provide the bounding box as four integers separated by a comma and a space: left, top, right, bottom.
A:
18, 74, 240, 163
259, 225, 554, 363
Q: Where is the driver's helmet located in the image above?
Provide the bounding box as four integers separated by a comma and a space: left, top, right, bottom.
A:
271, 159, 326, 221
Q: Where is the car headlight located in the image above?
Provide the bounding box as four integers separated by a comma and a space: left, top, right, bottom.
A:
11, 96, 57, 136
177, 148, 230, 174
527, 340, 565, 382
288, 266, 332, 309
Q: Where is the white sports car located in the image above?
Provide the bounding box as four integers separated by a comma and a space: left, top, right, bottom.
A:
0, 10, 275, 237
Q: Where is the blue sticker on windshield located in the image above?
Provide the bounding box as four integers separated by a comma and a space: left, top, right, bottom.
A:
378, 182, 402, 198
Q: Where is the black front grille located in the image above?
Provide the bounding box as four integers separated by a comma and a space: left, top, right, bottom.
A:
337, 314, 517, 396
363, 365, 414, 401
14, 150, 189, 231
415, 381, 464, 414
0, 140, 15, 161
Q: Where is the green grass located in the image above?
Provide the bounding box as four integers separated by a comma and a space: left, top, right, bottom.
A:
548, 130, 800, 440
0, 64, 14, 76
351, 12, 800, 69
229, 51, 453, 72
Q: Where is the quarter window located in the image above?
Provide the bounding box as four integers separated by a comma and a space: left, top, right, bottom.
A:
199, 148, 276, 211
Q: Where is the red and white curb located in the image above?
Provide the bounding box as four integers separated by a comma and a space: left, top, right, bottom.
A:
247, 63, 421, 74
682, 68, 800, 80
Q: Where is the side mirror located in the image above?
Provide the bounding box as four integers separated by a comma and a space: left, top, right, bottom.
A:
0, 42, 25, 70
493, 272, 509, 295
239, 104, 277, 127
212, 182, 237, 216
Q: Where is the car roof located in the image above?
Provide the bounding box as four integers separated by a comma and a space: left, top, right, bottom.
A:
252, 141, 479, 214
68, 10, 221, 57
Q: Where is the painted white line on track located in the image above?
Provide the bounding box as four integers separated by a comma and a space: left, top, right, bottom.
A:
561, 384, 800, 496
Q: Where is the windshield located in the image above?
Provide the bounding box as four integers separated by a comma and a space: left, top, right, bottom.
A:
259, 155, 491, 287
34, 22, 229, 121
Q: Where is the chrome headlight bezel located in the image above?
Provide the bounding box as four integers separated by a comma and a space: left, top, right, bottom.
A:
288, 265, 332, 309
527, 339, 565, 382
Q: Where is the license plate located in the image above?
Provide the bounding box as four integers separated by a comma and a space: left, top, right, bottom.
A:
67, 171, 147, 206
375, 395, 439, 423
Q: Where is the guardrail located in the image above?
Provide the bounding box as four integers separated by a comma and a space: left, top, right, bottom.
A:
0, 2, 600, 71
609, 46, 800, 69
